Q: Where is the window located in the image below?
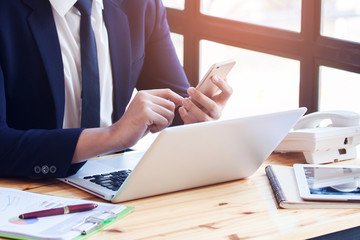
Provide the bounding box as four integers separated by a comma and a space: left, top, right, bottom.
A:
162, 0, 184, 10
321, 0, 360, 43
163, 0, 360, 118
200, 40, 300, 118
170, 33, 184, 65
201, 0, 302, 32
319, 67, 360, 112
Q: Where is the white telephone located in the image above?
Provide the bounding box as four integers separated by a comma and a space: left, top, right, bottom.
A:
275, 110, 360, 164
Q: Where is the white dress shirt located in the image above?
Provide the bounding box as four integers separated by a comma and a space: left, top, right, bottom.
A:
50, 0, 113, 128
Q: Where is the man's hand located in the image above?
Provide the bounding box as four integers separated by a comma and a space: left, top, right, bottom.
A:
110, 89, 184, 149
179, 76, 233, 124
72, 89, 183, 162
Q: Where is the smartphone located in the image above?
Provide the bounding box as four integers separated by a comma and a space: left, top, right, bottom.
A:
196, 59, 236, 97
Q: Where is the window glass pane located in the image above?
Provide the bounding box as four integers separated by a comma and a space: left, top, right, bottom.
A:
162, 0, 184, 10
200, 40, 300, 119
170, 33, 184, 66
200, 0, 301, 32
319, 66, 360, 113
321, 0, 360, 43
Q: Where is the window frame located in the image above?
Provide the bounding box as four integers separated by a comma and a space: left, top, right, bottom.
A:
165, 0, 360, 113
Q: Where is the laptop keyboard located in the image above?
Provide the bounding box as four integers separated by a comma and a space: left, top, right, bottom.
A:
83, 169, 132, 191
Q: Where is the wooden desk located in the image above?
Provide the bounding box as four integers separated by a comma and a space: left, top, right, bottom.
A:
1, 153, 360, 240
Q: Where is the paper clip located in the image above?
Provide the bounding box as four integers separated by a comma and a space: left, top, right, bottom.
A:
72, 211, 117, 235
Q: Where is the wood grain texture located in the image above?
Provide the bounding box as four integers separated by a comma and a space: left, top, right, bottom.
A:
1, 152, 360, 240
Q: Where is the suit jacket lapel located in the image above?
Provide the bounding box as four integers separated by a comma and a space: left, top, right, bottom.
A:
23, 0, 131, 126
23, 0, 65, 128
103, 0, 132, 122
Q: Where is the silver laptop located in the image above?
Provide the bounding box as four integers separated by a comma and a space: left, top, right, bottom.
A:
59, 108, 306, 202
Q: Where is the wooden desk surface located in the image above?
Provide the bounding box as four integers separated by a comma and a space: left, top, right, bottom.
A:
2, 153, 360, 240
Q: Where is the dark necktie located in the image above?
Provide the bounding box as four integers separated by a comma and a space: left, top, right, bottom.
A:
75, 0, 100, 128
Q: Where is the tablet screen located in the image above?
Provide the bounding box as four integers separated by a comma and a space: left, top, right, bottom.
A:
294, 164, 360, 201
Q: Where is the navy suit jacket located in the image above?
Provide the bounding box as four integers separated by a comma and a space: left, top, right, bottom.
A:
0, 0, 190, 177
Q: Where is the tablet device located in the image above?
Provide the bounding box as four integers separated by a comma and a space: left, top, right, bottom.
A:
293, 164, 360, 201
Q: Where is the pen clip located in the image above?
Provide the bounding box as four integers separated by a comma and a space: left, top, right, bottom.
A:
72, 211, 117, 235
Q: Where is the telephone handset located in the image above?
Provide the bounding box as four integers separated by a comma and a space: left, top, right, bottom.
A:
275, 110, 360, 164
293, 110, 360, 130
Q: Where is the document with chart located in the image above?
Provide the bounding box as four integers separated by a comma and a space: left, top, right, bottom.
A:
0, 187, 133, 240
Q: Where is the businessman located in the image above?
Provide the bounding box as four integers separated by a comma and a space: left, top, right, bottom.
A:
0, 0, 232, 177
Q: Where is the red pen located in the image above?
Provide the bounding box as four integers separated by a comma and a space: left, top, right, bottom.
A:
18, 203, 98, 219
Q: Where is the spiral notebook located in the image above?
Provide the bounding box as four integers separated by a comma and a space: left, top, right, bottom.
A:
0, 187, 133, 240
